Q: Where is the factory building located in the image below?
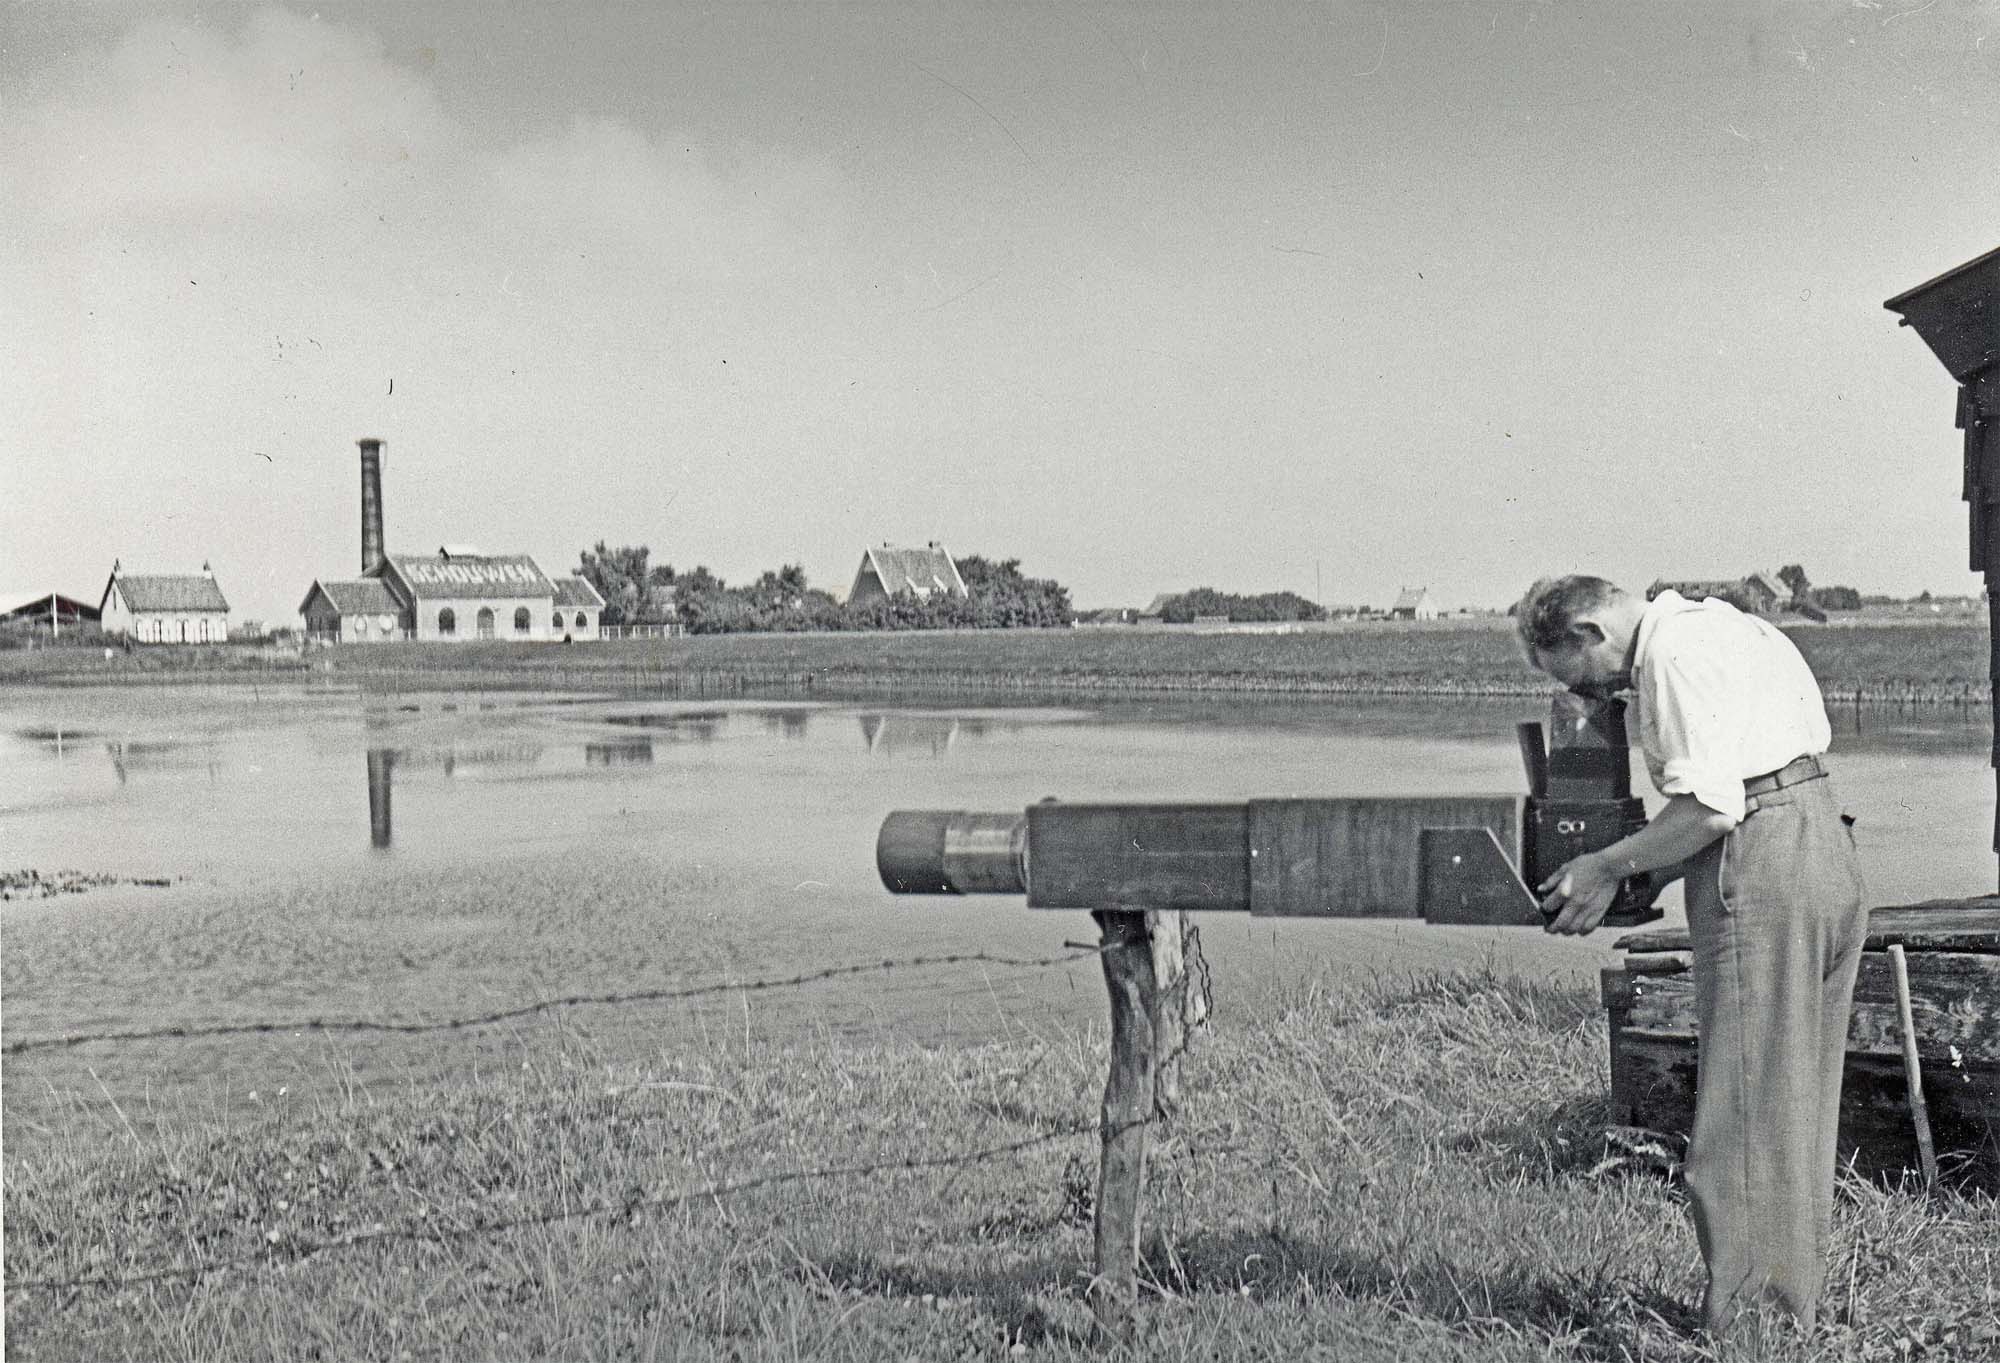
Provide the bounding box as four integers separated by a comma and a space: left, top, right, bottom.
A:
298, 438, 605, 643
299, 577, 405, 643
99, 561, 231, 643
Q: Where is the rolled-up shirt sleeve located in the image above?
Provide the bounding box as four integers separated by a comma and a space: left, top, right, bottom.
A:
1640, 647, 1747, 824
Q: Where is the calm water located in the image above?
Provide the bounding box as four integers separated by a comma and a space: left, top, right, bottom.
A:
3, 683, 1993, 1145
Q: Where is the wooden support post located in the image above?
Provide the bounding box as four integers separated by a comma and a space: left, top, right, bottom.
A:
1149, 909, 1184, 1114
1149, 909, 1209, 1114
1886, 944, 1941, 1190
1091, 909, 1156, 1347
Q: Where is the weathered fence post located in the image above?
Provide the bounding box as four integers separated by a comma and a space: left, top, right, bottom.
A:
1148, 910, 1207, 1113
1090, 909, 1156, 1346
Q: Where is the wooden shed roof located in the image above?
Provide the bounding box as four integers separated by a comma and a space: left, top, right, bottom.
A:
106, 573, 229, 613
551, 576, 606, 609
301, 578, 403, 616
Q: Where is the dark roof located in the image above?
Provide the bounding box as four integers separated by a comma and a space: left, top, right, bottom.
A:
860, 544, 967, 598
108, 574, 229, 613
1138, 592, 1177, 616
1651, 575, 1783, 601
303, 579, 403, 615
1, 593, 100, 623
1391, 587, 1430, 611
382, 553, 555, 600
551, 576, 606, 609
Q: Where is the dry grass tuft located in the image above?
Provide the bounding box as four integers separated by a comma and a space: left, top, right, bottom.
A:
6, 970, 1994, 1361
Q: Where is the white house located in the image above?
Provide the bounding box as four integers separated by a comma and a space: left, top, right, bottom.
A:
99, 562, 231, 643
1389, 586, 1438, 621
848, 542, 968, 605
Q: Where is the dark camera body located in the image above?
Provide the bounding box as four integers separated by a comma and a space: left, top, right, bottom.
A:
1519, 695, 1664, 929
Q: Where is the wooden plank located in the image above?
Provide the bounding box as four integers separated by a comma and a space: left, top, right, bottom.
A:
1607, 952, 2000, 1064
1419, 827, 1544, 926
1610, 1035, 2000, 1188
1615, 900, 2000, 956
1150, 909, 1186, 1115
1247, 796, 1522, 918
1027, 804, 1248, 912
1090, 910, 1154, 1347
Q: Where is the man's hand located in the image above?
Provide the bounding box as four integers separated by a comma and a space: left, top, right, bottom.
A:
1538, 852, 1620, 935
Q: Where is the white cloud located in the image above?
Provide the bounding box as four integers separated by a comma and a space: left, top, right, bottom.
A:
3, 10, 456, 227
482, 117, 837, 283
0, 5, 850, 614
0, 6, 832, 272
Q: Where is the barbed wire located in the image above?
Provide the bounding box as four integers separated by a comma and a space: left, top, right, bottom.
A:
2, 1121, 1099, 1295
5, 928, 1222, 1301
6, 1106, 1251, 1299
2, 948, 1106, 1057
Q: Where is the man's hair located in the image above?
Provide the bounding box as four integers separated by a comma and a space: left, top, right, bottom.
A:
1512, 575, 1625, 659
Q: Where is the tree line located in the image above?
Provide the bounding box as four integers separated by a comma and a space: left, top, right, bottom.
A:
1151, 588, 1326, 624
576, 544, 1074, 634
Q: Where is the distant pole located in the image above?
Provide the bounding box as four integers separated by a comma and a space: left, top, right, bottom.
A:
1315, 559, 1322, 608
50, 593, 58, 641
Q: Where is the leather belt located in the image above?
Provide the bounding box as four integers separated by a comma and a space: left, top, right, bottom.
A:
1743, 753, 1826, 798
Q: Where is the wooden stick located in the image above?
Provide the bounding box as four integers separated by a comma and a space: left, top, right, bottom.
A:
1091, 909, 1156, 1347
1887, 944, 1940, 1191
1149, 909, 1185, 1115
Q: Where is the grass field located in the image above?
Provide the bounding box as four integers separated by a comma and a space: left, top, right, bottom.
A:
2, 616, 1991, 704
6, 970, 1994, 1362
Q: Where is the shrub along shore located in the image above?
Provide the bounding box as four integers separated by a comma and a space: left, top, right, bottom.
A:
1, 618, 1991, 706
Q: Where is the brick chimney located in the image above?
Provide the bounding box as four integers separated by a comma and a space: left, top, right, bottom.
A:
358, 438, 386, 574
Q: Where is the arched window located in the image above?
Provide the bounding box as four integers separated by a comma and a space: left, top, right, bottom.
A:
574, 611, 588, 629
513, 607, 531, 634
552, 613, 564, 631
438, 607, 456, 636
476, 607, 495, 638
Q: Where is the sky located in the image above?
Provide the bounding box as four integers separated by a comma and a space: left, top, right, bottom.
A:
2, 1, 1997, 624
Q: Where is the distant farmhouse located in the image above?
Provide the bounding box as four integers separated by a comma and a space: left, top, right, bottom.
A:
99, 561, 230, 643
1647, 571, 1787, 615
299, 439, 605, 643
849, 542, 968, 604
1389, 587, 1438, 621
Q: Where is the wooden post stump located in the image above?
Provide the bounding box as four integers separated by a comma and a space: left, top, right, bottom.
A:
1090, 909, 1155, 1347
1088, 909, 1209, 1345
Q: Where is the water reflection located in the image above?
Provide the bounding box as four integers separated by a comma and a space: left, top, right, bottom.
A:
586, 739, 656, 767
361, 743, 548, 849
603, 711, 725, 741
367, 748, 394, 849
104, 738, 216, 785
760, 710, 813, 740
858, 713, 963, 757
17, 727, 96, 757
389, 743, 544, 776
1825, 700, 1992, 754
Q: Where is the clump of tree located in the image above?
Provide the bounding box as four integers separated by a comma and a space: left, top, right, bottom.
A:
578, 544, 680, 626
1157, 588, 1326, 624
956, 556, 1073, 627
1776, 564, 1828, 623
578, 546, 1073, 633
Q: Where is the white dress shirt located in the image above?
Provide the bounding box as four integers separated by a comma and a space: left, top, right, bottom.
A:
1631, 590, 1834, 824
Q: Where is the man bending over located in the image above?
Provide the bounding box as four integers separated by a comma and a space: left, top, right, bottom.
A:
1515, 575, 1867, 1341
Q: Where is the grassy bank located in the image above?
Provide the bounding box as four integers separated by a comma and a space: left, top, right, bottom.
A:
0, 618, 1992, 705
6, 972, 1993, 1362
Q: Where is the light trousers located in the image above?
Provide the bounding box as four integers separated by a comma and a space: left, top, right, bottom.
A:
1680, 771, 1868, 1339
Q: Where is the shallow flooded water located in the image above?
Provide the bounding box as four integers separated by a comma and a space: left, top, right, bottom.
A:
3, 683, 1992, 1146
